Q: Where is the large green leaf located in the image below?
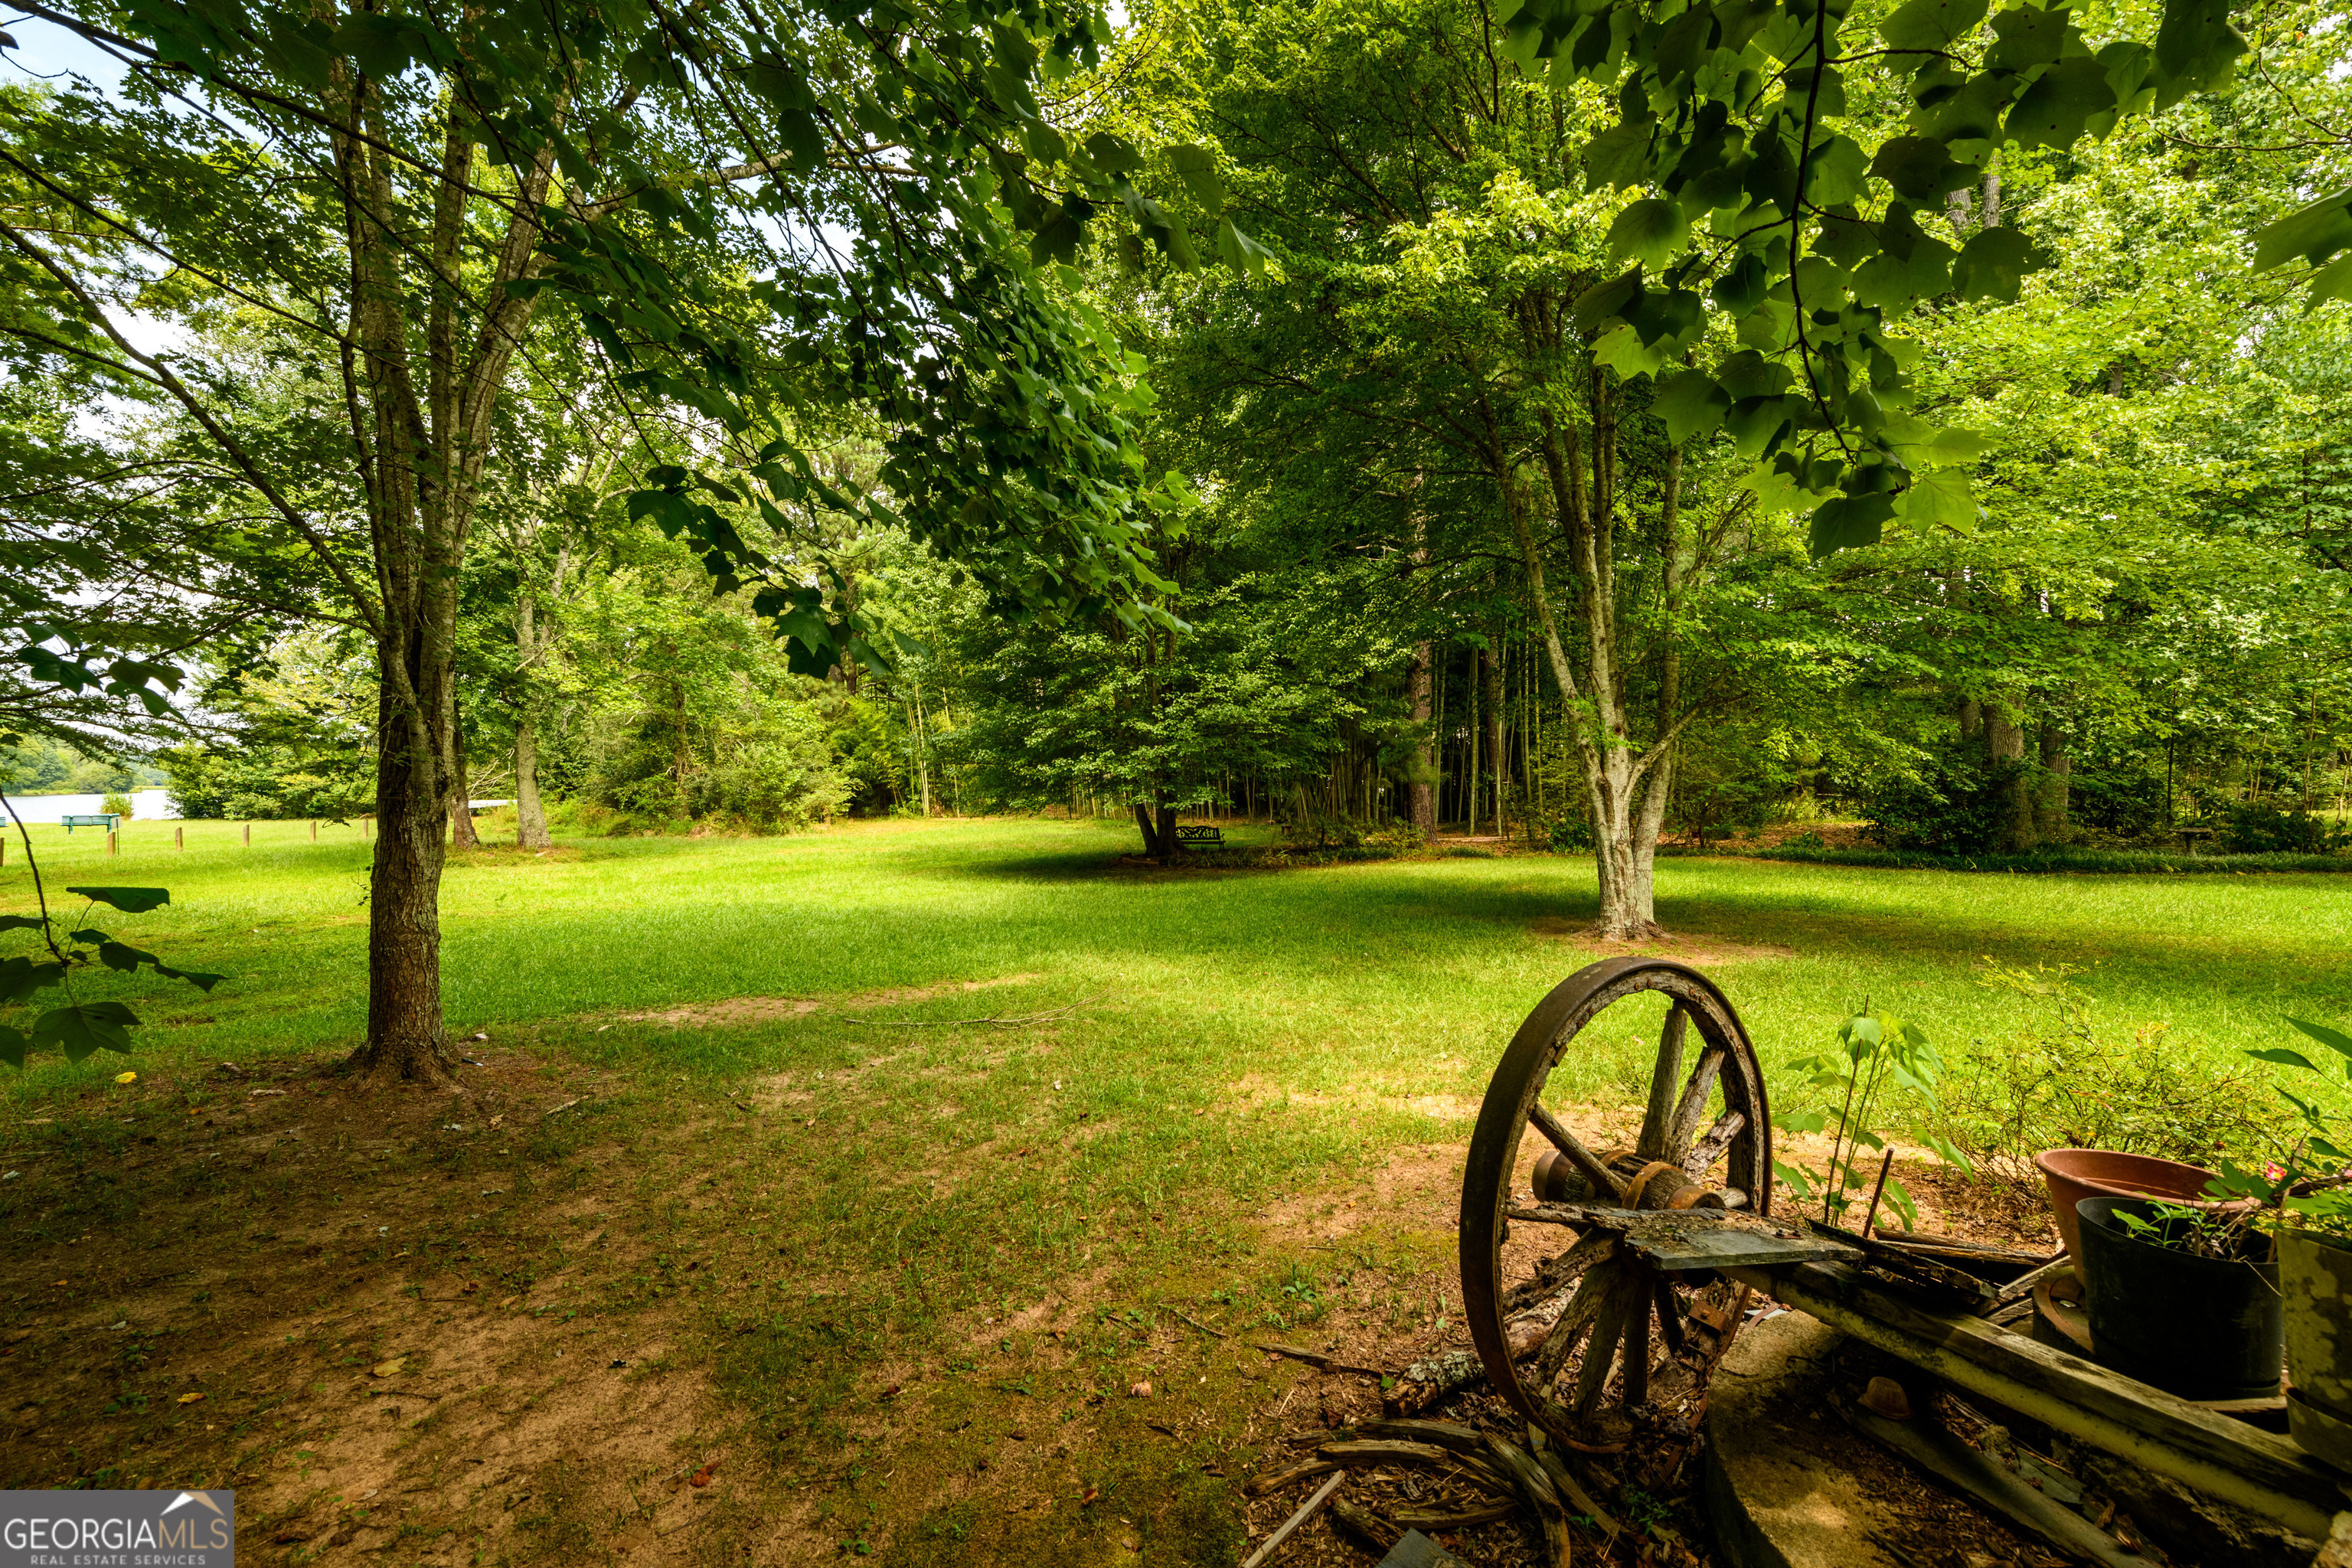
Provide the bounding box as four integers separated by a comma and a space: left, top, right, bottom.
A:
0, 915, 44, 933
2151, 0, 2247, 106
2288, 1018, 2352, 1060
67, 887, 171, 913
1869, 136, 1978, 204
1985, 5, 2069, 72
1951, 226, 2038, 301
2005, 56, 2117, 150
1880, 0, 1988, 51
2251, 187, 2352, 272
0, 957, 67, 1005
30, 1001, 138, 1063
1808, 493, 1895, 557
1651, 369, 1733, 444
1165, 145, 1225, 209
1893, 469, 1978, 531
1606, 199, 1690, 270
0, 1024, 24, 1071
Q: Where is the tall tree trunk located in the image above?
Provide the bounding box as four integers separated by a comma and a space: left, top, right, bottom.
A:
1409, 639, 1436, 836
1482, 642, 1504, 838
2035, 724, 2070, 844
514, 709, 551, 849
1958, 697, 1984, 747
1132, 799, 1176, 858
1467, 645, 1482, 835
448, 699, 482, 849
1985, 706, 2034, 851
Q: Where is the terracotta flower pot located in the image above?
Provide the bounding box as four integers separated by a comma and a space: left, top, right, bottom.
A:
2036, 1148, 2220, 1267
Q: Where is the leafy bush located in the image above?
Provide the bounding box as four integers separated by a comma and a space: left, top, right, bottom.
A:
1695, 844, 2352, 874
1857, 747, 2012, 854
1936, 963, 2289, 1206
100, 792, 133, 819
2220, 801, 2349, 854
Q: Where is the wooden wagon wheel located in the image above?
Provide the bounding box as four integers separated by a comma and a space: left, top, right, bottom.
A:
1459, 958, 1773, 1445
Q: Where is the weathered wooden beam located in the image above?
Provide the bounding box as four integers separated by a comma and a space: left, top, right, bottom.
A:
1504, 1204, 1863, 1272
1636, 1007, 1689, 1159
1724, 1260, 2347, 1543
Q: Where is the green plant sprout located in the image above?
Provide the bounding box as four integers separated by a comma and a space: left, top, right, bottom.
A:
1772, 1002, 1971, 1232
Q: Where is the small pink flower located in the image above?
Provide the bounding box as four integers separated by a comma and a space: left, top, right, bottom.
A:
2265, 1162, 2288, 1181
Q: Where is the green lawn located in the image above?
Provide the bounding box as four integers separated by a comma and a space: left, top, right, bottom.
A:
5, 813, 2345, 1101
0, 815, 2341, 1562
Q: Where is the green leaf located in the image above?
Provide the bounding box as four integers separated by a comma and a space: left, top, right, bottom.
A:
1894, 469, 1979, 531
1583, 121, 1654, 193
30, 1000, 138, 1063
1985, 5, 2068, 73
0, 1024, 22, 1070
0, 915, 44, 933
1808, 494, 1894, 557
1216, 218, 1276, 277
1772, 1158, 1820, 1197
96, 941, 160, 975
0, 957, 67, 1005
1573, 270, 1643, 332
1880, 1175, 1919, 1231
1607, 199, 1690, 270
1804, 136, 1871, 207
2287, 1018, 2352, 1059
1880, 0, 1988, 51
1083, 132, 1144, 177
66, 887, 171, 913
1951, 226, 2038, 302
2151, 0, 2247, 107
2005, 56, 2117, 150
2306, 253, 2352, 311
2251, 187, 2352, 273
1592, 323, 1674, 377
2248, 1047, 2322, 1072
1723, 395, 1793, 458
153, 965, 227, 994
1651, 369, 1733, 445
1165, 145, 1224, 209
1870, 136, 1979, 204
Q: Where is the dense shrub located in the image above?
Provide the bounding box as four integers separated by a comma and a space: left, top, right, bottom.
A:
1857, 748, 2013, 854
2220, 801, 2349, 854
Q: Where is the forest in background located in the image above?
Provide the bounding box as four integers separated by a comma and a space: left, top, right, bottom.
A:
6, 0, 2344, 867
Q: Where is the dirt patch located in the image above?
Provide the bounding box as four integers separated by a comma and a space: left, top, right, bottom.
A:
1527, 919, 1797, 965
0, 1050, 805, 1563
609, 972, 1044, 1028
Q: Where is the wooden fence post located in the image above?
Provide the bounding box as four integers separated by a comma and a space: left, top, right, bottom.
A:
310, 820, 318, 843
175, 825, 184, 849
108, 830, 118, 858
243, 822, 251, 847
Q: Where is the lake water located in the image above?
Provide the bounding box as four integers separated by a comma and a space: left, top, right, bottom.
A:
1, 789, 181, 824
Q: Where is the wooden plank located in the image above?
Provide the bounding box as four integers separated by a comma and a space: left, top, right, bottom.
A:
1681, 1109, 1746, 1178
1503, 1203, 1864, 1272
1725, 1259, 2349, 1542
1664, 1045, 1725, 1154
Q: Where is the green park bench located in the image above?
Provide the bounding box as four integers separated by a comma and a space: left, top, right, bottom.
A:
1174, 824, 1225, 850
61, 813, 122, 834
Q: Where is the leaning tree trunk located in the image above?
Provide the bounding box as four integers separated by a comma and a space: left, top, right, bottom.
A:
2035, 724, 2070, 844
1132, 799, 1177, 858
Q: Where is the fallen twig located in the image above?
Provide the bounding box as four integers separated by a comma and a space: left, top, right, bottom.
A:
1167, 1306, 1228, 1340
539, 1097, 584, 1120
1243, 1457, 1338, 1497
1240, 1472, 1344, 1568
1255, 1341, 1388, 1377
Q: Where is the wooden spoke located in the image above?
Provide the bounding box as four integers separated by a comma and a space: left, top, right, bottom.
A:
1530, 1102, 1625, 1203
1532, 1259, 1617, 1390
1663, 1045, 1726, 1156
1654, 1279, 1687, 1354
1683, 1109, 1748, 1177
1635, 1006, 1689, 1158
1622, 1287, 1653, 1409
1572, 1276, 1632, 1416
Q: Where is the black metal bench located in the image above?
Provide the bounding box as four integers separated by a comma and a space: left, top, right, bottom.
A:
1174, 825, 1225, 850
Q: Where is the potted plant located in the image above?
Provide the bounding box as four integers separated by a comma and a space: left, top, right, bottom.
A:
2216, 1018, 2352, 1468
2075, 1194, 2282, 1402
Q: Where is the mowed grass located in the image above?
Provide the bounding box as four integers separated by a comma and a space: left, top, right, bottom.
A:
0, 815, 2344, 1563
5, 812, 2346, 1096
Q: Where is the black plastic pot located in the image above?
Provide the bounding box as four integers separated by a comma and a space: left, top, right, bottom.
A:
2076, 1196, 2282, 1402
